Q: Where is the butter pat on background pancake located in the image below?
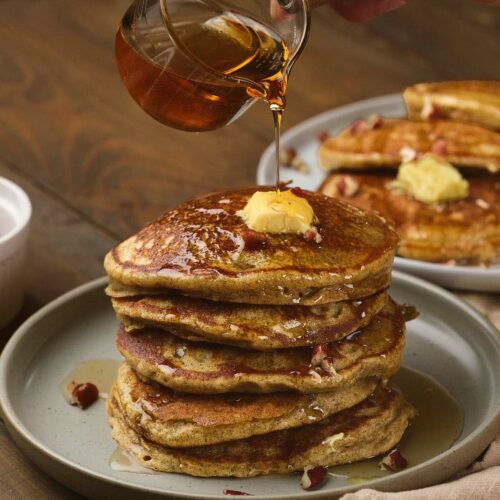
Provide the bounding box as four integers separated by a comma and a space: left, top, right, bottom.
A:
321, 173, 500, 264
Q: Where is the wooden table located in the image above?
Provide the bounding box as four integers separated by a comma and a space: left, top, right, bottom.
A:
0, 0, 499, 497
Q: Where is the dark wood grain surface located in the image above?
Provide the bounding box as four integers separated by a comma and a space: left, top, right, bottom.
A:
0, 0, 499, 497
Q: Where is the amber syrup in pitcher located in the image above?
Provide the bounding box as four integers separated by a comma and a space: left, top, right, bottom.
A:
116, 7, 288, 186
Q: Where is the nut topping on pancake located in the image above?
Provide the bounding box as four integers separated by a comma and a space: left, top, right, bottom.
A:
379, 448, 408, 471
300, 465, 327, 490
311, 344, 337, 375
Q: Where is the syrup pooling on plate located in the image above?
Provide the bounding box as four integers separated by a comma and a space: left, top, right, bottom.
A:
329, 366, 463, 484
60, 359, 120, 402
110, 447, 161, 474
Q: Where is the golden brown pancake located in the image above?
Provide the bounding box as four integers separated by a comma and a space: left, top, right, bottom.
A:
116, 299, 410, 394
104, 188, 398, 305
318, 119, 500, 173
107, 384, 415, 477
404, 81, 500, 131
114, 362, 378, 447
112, 290, 387, 350
320, 173, 500, 264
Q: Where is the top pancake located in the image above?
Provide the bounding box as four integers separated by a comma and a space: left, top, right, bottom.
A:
404, 81, 500, 131
318, 119, 500, 173
104, 188, 398, 305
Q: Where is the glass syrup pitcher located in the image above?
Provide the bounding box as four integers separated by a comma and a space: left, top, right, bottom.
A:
115, 0, 310, 132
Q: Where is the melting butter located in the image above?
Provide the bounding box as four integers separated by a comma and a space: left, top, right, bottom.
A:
238, 190, 314, 234
391, 155, 469, 204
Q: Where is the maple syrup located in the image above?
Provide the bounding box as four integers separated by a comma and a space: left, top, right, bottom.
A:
116, 4, 290, 189
59, 358, 120, 402
110, 447, 161, 474
329, 367, 464, 484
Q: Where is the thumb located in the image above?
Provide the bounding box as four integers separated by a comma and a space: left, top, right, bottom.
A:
331, 0, 408, 22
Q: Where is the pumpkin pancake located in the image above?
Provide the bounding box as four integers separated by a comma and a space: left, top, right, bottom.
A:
404, 81, 500, 131
116, 298, 411, 394
104, 188, 398, 305
114, 363, 378, 448
112, 290, 387, 350
320, 173, 500, 264
318, 119, 500, 173
107, 384, 415, 477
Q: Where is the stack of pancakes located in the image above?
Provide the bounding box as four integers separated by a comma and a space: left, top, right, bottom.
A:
319, 80, 500, 264
104, 187, 415, 478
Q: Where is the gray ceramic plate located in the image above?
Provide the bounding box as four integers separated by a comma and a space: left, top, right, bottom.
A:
0, 272, 499, 499
257, 93, 500, 292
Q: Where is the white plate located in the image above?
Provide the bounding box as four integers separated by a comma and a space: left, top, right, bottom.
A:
1, 274, 499, 499
256, 94, 500, 292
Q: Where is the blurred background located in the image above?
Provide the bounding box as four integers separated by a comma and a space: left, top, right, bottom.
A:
0, 0, 499, 328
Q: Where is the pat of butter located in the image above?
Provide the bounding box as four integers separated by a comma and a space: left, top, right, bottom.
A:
238, 190, 314, 234
391, 155, 469, 204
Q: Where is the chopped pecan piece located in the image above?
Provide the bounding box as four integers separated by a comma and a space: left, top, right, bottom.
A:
317, 130, 330, 142
304, 229, 323, 244
421, 101, 444, 120
278, 179, 293, 188
311, 344, 336, 375
300, 465, 327, 490
329, 175, 360, 198
476, 198, 490, 209
241, 229, 267, 250
366, 114, 384, 130
338, 175, 359, 197
431, 139, 448, 156
379, 448, 408, 471
350, 119, 365, 134
290, 186, 306, 198
279, 147, 297, 167
69, 382, 99, 409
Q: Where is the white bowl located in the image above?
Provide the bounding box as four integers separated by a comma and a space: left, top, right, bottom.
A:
0, 177, 31, 328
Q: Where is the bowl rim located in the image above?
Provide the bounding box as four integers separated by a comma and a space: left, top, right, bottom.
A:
0, 176, 32, 248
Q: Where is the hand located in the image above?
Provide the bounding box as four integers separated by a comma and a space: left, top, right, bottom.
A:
330, 0, 407, 22
271, 0, 500, 23
329, 0, 500, 21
